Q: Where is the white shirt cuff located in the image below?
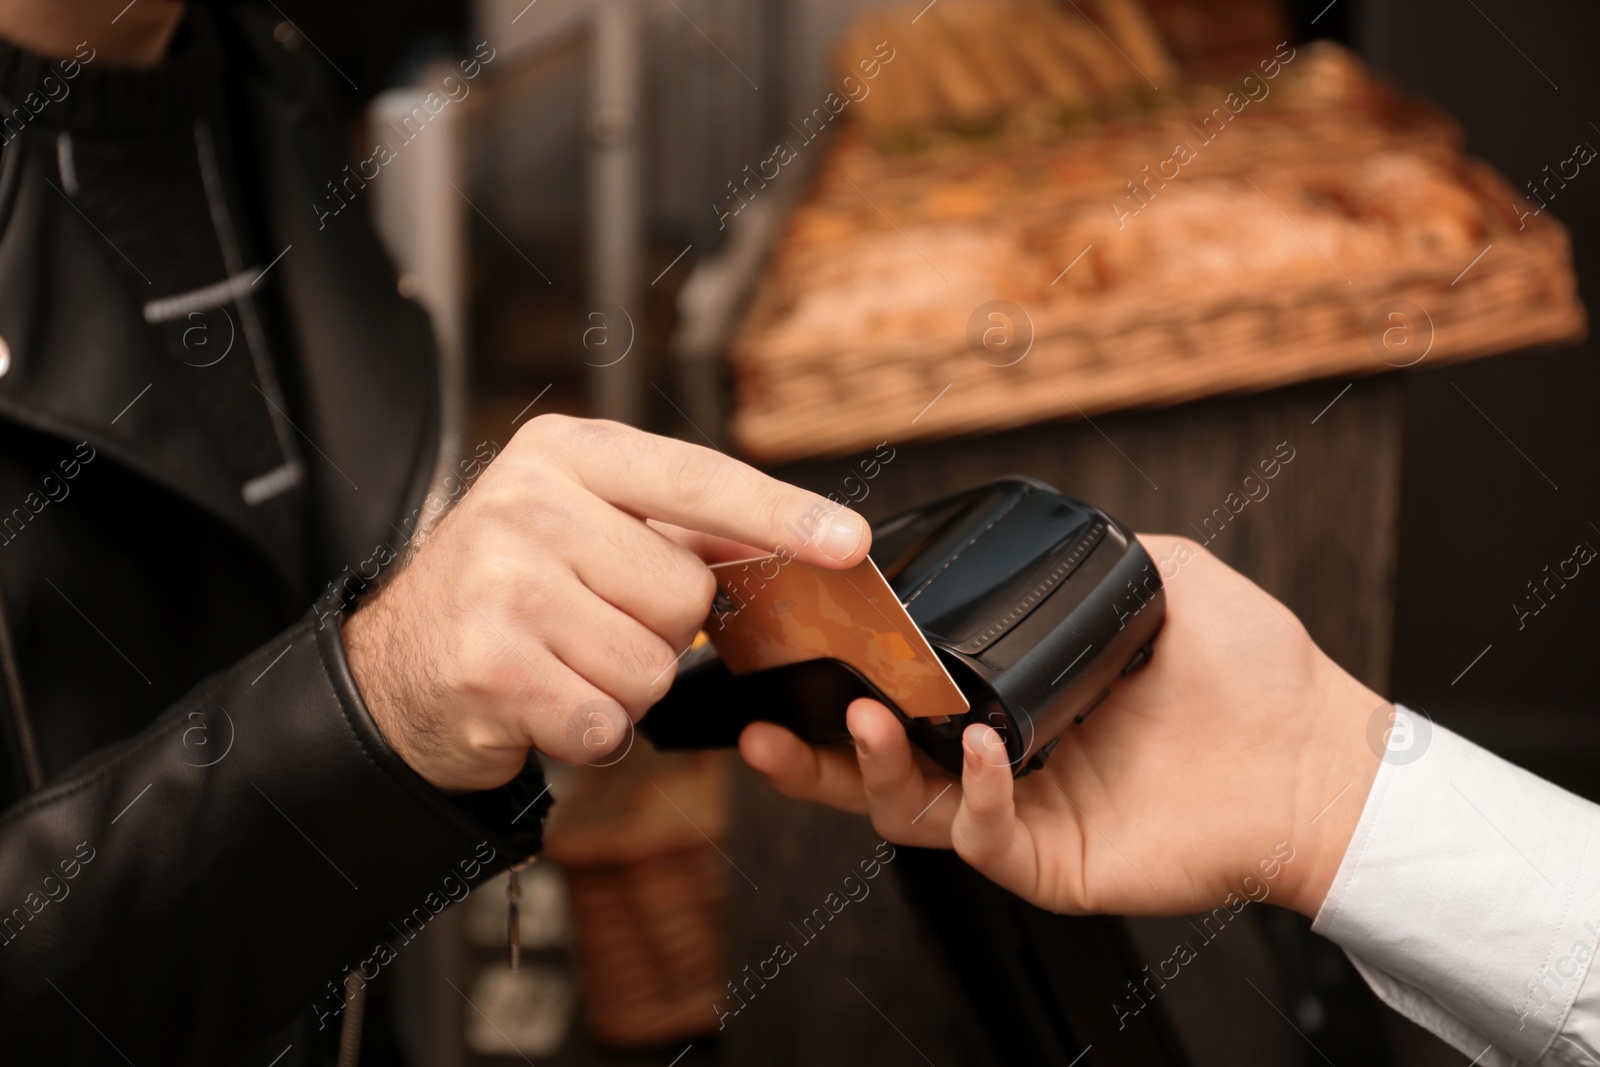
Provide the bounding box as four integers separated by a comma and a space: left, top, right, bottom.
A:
1312, 710, 1600, 1065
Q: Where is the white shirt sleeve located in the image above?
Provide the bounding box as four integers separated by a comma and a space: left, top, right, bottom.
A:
1312, 707, 1600, 1066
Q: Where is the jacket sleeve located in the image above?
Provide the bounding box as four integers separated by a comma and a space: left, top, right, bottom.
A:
0, 609, 553, 1064
1313, 710, 1600, 1067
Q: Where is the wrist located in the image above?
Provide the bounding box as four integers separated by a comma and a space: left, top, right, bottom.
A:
341, 594, 432, 780
1283, 660, 1386, 918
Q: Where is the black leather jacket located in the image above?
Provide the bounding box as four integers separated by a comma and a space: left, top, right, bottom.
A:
0, 6, 548, 1064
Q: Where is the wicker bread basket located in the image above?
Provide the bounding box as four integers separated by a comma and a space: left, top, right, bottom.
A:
541, 746, 729, 1048
726, 41, 1585, 462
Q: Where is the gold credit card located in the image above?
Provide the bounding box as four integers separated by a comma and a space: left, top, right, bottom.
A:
705, 555, 970, 720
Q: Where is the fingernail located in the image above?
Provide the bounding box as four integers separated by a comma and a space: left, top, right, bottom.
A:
813, 507, 867, 561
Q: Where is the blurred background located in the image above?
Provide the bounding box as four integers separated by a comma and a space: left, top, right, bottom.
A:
276, 0, 1600, 1062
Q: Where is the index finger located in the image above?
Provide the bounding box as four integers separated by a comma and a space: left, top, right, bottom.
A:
738, 721, 870, 814
526, 415, 870, 568
646, 520, 769, 566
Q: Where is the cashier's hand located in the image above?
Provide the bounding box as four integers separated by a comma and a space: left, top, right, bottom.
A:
739, 535, 1385, 921
342, 415, 869, 794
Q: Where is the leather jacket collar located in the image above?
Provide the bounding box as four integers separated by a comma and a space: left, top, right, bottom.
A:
0, 3, 441, 602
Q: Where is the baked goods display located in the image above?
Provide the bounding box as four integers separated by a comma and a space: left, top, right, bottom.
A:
839, 0, 1178, 142
727, 6, 1584, 462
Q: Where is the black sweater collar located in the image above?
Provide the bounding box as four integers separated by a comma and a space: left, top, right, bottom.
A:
0, 5, 221, 135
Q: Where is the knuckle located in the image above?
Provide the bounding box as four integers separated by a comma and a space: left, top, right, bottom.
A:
685, 563, 718, 613
517, 412, 574, 451
670, 450, 726, 512
495, 550, 550, 601
456, 637, 542, 708
632, 635, 679, 700
566, 417, 632, 459
501, 564, 568, 632
470, 477, 526, 523
950, 832, 991, 869
570, 416, 612, 439
640, 669, 677, 710
522, 498, 574, 549
662, 438, 736, 511
797, 497, 846, 555
868, 813, 908, 843
563, 698, 627, 761
656, 550, 717, 631
755, 489, 795, 547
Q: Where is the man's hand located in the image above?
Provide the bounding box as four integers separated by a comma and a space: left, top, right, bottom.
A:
739, 535, 1384, 919
343, 415, 869, 794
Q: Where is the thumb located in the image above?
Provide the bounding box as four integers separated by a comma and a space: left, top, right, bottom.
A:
950, 724, 1038, 898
